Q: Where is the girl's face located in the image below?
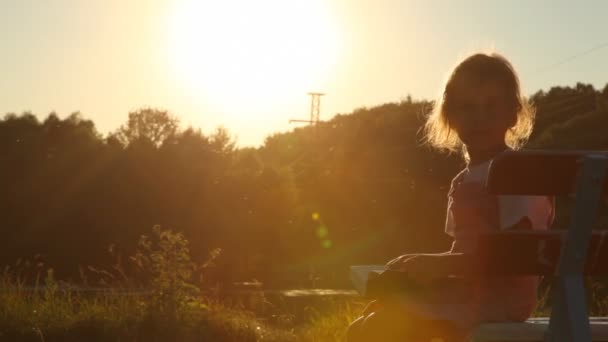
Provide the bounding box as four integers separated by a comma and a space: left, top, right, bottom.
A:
447, 79, 516, 152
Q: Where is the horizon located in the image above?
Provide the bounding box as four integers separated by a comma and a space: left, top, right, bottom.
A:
1, 0, 607, 147
3, 78, 606, 146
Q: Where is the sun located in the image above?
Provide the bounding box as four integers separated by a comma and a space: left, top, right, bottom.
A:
167, 0, 339, 120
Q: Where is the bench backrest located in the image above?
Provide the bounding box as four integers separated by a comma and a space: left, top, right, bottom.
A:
486, 150, 608, 196
483, 150, 608, 342
478, 150, 608, 276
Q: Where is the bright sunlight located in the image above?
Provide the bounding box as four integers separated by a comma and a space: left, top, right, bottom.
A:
167, 0, 340, 120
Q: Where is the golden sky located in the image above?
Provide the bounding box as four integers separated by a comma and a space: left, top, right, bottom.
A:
1, 0, 607, 147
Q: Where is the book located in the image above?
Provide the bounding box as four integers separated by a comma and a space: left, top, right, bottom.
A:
350, 265, 429, 298
349, 265, 386, 296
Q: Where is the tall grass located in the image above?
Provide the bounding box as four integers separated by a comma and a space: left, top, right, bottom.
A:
296, 298, 364, 342
0, 274, 298, 341
0, 266, 142, 340
3, 225, 608, 341
0, 227, 300, 341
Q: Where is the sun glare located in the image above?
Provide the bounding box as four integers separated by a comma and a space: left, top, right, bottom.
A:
167, 0, 340, 120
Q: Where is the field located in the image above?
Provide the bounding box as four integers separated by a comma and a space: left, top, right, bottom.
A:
0, 227, 365, 341
2, 226, 608, 341
0, 274, 364, 341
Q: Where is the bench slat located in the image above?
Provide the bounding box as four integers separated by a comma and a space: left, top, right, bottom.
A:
475, 230, 608, 275
486, 150, 608, 195
470, 318, 608, 341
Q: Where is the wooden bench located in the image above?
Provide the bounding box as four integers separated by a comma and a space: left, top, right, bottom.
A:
471, 150, 608, 342
357, 150, 608, 341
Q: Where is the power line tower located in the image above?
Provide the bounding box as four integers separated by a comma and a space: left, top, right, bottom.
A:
289, 92, 325, 125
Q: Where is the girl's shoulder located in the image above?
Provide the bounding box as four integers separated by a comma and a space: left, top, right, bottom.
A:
450, 159, 493, 189
450, 169, 467, 186
458, 149, 513, 185
448, 169, 467, 196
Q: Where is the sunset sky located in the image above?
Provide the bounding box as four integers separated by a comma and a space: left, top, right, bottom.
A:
1, 0, 607, 147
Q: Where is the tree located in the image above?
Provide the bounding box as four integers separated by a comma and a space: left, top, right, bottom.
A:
209, 126, 236, 154
115, 108, 179, 147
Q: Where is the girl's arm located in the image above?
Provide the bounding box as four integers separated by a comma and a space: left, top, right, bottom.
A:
386, 251, 453, 269
387, 253, 476, 277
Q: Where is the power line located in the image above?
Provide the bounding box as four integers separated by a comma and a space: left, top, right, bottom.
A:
533, 41, 608, 76
534, 91, 596, 110
539, 97, 597, 117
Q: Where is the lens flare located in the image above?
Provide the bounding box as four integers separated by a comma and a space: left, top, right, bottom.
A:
316, 225, 328, 238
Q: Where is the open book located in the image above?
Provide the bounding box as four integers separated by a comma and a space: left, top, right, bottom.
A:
349, 265, 386, 296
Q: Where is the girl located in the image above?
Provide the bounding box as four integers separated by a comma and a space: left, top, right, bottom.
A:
346, 53, 554, 341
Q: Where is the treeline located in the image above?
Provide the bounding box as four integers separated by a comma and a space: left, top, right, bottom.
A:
1, 83, 607, 288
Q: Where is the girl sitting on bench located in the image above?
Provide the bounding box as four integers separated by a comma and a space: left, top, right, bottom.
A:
346, 52, 555, 341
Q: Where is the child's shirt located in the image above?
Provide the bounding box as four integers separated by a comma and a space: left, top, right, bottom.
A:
445, 158, 554, 252
445, 157, 554, 323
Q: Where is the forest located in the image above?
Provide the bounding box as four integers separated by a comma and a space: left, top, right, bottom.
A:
1, 82, 607, 291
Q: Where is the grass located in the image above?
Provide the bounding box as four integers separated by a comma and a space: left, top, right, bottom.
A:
3, 268, 608, 341
0, 272, 300, 341
295, 299, 364, 342
0, 226, 361, 341
9, 225, 607, 341
0, 268, 363, 341
0, 269, 139, 341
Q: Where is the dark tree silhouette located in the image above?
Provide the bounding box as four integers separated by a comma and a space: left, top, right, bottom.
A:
114, 108, 179, 147
0, 82, 607, 288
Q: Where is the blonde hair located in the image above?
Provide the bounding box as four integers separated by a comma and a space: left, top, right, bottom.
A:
423, 53, 535, 157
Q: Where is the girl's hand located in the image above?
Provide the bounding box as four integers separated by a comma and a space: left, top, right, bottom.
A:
387, 254, 449, 276
389, 255, 426, 273
390, 253, 470, 277
362, 300, 380, 316
387, 255, 437, 285
385, 254, 417, 269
